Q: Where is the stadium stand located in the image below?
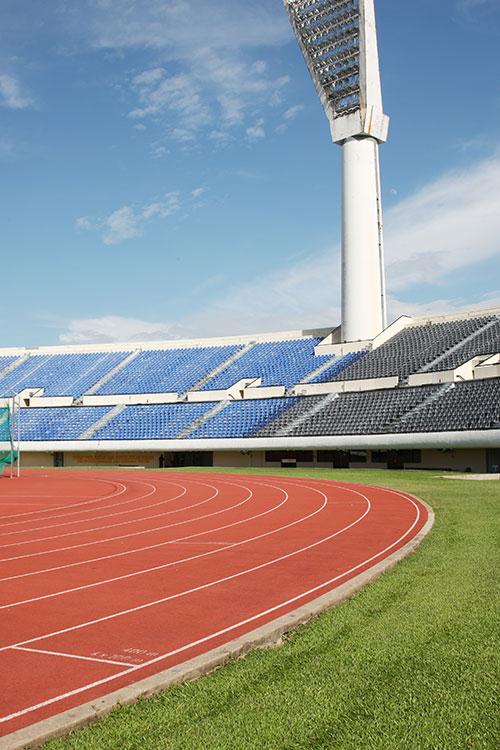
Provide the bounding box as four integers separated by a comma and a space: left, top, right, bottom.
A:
92, 402, 218, 440
0, 352, 129, 399
20, 406, 112, 441
94, 345, 241, 395
1, 308, 499, 473
187, 397, 300, 439
333, 315, 496, 381
395, 378, 500, 433
424, 318, 500, 372
200, 338, 330, 390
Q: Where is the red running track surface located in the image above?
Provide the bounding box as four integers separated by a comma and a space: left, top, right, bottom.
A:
0, 469, 429, 738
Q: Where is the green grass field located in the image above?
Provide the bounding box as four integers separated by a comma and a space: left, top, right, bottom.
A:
42, 468, 498, 750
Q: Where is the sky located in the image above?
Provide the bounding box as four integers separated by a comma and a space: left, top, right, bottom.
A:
1, 0, 499, 348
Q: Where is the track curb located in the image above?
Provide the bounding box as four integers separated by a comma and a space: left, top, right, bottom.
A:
1, 494, 434, 750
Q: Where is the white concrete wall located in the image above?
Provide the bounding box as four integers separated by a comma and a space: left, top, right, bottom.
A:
475, 364, 500, 379
16, 428, 500, 455
81, 393, 178, 406
17, 446, 491, 474
294, 377, 398, 396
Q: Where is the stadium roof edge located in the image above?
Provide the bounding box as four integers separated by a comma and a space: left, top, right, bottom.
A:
0, 326, 335, 356
1, 305, 499, 357
408, 304, 500, 327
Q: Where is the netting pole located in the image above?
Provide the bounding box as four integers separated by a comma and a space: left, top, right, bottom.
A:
10, 397, 14, 479
17, 395, 20, 477
5, 392, 20, 479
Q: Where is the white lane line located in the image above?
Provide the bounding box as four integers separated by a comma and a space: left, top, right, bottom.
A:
0, 480, 192, 538
0, 479, 128, 522
0, 479, 248, 564
0, 481, 332, 630
0, 503, 68, 507
0, 484, 159, 548
12, 646, 137, 668
0, 487, 422, 727
0, 476, 192, 530
0, 473, 241, 550
1, 479, 286, 608
0, 477, 351, 589
0, 484, 219, 581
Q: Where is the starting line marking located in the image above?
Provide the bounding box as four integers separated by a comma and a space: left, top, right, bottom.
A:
12, 646, 137, 668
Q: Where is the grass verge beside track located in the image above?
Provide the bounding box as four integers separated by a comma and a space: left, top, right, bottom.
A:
42, 468, 498, 750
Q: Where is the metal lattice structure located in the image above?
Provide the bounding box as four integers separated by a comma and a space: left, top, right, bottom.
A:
285, 0, 361, 118
284, 0, 388, 144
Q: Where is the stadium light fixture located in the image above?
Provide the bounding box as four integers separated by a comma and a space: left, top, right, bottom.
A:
284, 0, 389, 342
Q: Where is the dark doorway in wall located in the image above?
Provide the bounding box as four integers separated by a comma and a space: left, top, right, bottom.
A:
486, 448, 500, 473
265, 450, 314, 468
53, 452, 64, 467
316, 450, 349, 468
171, 452, 213, 467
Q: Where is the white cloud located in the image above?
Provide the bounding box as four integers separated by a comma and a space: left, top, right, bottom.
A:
77, 193, 181, 245
103, 195, 180, 244
58, 0, 293, 143
384, 155, 500, 290
455, 0, 500, 31
103, 206, 142, 244
283, 104, 304, 121
0, 74, 34, 109
75, 216, 91, 230
83, 0, 291, 55
63, 152, 500, 342
246, 119, 265, 141
59, 315, 185, 344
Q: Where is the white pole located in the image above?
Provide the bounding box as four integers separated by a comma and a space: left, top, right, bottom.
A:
9, 397, 14, 479
341, 136, 385, 342
16, 395, 20, 478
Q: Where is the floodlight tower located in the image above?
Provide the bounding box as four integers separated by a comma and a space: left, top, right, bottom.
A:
284, 0, 389, 342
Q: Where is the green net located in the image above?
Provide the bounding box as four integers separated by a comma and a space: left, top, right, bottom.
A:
0, 404, 17, 476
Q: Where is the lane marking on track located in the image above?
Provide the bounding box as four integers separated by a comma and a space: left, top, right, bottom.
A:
0, 481, 193, 537
0, 503, 68, 507
0, 484, 159, 546
0, 480, 128, 522
1, 479, 290, 608
0, 477, 198, 530
0, 481, 334, 629
0, 479, 248, 563
0, 487, 422, 727
0, 475, 346, 578
11, 646, 137, 668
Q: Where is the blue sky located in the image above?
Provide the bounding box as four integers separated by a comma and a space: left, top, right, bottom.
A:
1, 0, 499, 347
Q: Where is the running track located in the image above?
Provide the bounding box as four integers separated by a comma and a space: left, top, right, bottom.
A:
0, 469, 430, 743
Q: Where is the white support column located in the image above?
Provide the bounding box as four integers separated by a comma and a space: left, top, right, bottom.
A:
341, 136, 385, 342
284, 0, 389, 343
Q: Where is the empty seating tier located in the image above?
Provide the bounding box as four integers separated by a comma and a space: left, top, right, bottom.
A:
94, 345, 241, 395
93, 402, 218, 440
395, 378, 500, 433
259, 387, 440, 437
335, 316, 495, 381
0, 352, 131, 398
425, 318, 500, 372
201, 339, 330, 390
187, 398, 300, 439
17, 406, 112, 441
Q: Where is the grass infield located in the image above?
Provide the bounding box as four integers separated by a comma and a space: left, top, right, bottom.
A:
41, 468, 498, 750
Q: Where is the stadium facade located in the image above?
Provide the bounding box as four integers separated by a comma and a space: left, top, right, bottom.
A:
1, 306, 499, 475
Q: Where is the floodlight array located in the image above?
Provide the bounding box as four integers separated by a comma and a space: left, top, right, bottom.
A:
285, 0, 360, 117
